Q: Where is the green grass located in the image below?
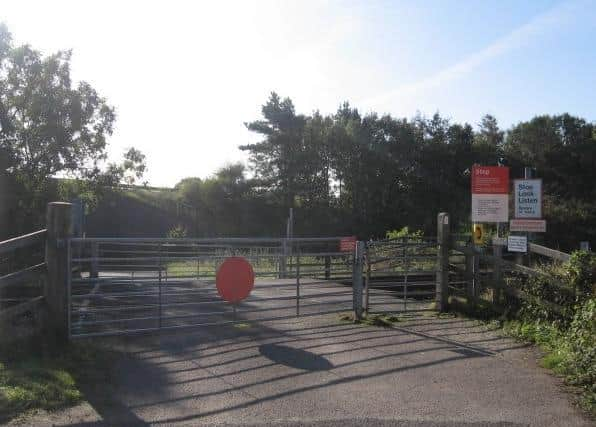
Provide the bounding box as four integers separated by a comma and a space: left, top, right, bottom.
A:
339, 312, 404, 328
0, 342, 117, 422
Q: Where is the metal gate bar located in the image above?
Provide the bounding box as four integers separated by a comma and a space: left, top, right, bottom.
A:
365, 237, 438, 315
68, 237, 355, 338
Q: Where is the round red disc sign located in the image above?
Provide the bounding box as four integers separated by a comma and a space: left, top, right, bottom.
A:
216, 257, 255, 303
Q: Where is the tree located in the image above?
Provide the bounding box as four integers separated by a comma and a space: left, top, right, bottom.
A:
58, 147, 148, 213
0, 25, 115, 192
0, 23, 145, 229
241, 92, 307, 209
121, 147, 147, 185
477, 114, 504, 147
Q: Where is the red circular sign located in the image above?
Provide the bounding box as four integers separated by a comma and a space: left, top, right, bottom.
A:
216, 257, 255, 303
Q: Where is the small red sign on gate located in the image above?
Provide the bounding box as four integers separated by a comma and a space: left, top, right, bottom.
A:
339, 236, 357, 252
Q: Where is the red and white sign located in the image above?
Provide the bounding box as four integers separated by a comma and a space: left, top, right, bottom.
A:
472, 166, 509, 194
216, 257, 255, 303
471, 165, 509, 223
339, 236, 357, 252
509, 219, 546, 233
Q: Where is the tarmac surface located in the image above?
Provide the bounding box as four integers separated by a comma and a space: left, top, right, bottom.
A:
7, 308, 593, 427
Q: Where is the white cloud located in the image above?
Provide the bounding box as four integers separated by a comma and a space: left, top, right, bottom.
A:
362, 0, 580, 111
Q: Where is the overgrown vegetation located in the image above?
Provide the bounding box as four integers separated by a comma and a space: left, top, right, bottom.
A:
456, 251, 596, 415
0, 342, 117, 422
502, 298, 595, 414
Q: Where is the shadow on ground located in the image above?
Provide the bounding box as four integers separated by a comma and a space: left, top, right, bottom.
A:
50, 311, 551, 427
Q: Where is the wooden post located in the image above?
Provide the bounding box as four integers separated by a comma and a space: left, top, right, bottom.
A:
465, 243, 475, 303
473, 250, 480, 299
352, 241, 365, 320
44, 202, 73, 346
90, 242, 99, 278
436, 212, 450, 312
492, 243, 503, 305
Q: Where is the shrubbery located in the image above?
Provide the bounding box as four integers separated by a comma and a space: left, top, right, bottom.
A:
501, 251, 595, 414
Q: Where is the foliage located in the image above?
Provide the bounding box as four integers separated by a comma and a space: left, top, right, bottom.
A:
567, 251, 596, 298
0, 24, 146, 232
57, 148, 147, 213
564, 298, 596, 396
385, 227, 423, 240
503, 251, 595, 326
503, 299, 595, 415
454, 252, 596, 415
166, 224, 187, 238
0, 25, 114, 193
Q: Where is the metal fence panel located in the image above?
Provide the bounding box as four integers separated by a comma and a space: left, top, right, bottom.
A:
365, 237, 438, 315
68, 237, 355, 338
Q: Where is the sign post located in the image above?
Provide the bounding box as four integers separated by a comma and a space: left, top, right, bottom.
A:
510, 168, 544, 264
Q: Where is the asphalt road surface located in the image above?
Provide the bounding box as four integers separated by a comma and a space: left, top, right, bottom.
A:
7, 277, 593, 427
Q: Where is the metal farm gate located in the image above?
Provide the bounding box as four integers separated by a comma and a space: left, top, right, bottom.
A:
364, 237, 439, 315
67, 237, 356, 338
66, 236, 440, 338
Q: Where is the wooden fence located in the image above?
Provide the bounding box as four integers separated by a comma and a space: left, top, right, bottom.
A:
0, 229, 47, 342
448, 235, 573, 314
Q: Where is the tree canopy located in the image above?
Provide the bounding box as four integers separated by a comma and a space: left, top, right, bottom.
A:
170, 92, 594, 249
0, 23, 145, 233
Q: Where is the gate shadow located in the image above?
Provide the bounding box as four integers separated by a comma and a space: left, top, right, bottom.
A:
66, 312, 528, 426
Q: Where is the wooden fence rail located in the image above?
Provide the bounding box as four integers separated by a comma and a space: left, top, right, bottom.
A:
0, 229, 46, 255
0, 229, 47, 340
449, 236, 573, 311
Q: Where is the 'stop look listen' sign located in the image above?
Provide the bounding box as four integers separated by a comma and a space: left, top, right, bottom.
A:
514, 179, 542, 219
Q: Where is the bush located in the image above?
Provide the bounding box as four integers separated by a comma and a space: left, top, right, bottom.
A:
385, 227, 423, 240
564, 298, 596, 397
503, 251, 596, 327
567, 251, 596, 298
473, 252, 596, 414
166, 224, 187, 238
503, 299, 595, 414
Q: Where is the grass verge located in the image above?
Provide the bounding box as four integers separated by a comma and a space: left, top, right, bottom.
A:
0, 341, 117, 423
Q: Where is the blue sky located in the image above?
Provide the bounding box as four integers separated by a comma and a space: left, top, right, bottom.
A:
2, 0, 595, 186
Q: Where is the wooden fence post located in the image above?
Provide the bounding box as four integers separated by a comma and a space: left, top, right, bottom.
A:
473, 250, 480, 299
465, 243, 476, 303
492, 242, 503, 305
90, 242, 99, 278
324, 256, 331, 280
44, 202, 73, 346
352, 241, 365, 320
436, 212, 450, 312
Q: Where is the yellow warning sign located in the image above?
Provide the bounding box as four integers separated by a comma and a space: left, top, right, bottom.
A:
473, 223, 484, 245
